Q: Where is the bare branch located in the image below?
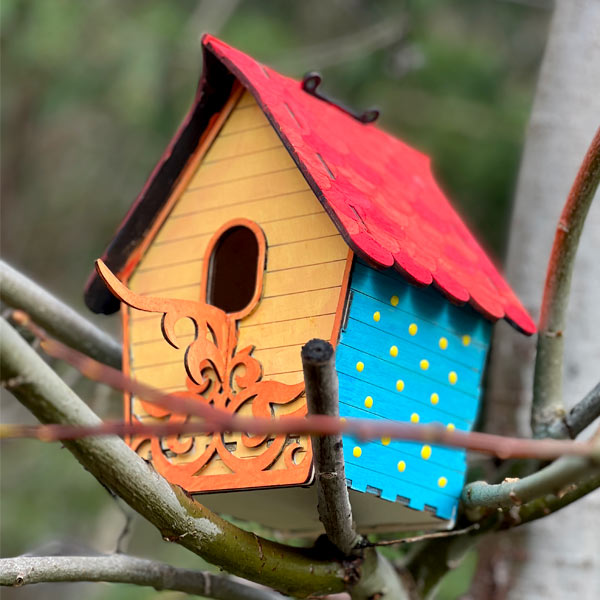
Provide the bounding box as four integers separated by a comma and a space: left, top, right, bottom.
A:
462, 452, 600, 510
0, 554, 288, 600
0, 260, 121, 368
302, 339, 360, 555
405, 467, 600, 598
4, 398, 598, 462
512, 471, 600, 526
547, 381, 600, 439
532, 127, 600, 437
5, 318, 598, 462
0, 317, 346, 597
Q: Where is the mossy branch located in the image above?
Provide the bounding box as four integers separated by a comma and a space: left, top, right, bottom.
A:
462, 452, 600, 510
0, 317, 346, 598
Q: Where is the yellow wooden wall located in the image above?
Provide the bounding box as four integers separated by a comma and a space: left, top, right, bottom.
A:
126, 89, 348, 401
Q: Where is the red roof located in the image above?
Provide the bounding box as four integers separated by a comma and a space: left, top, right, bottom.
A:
204, 35, 535, 334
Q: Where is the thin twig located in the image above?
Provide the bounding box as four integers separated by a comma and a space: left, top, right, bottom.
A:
302, 339, 360, 555
0, 260, 122, 368
366, 523, 480, 547
2, 415, 596, 461
0, 554, 288, 600
532, 127, 600, 437
2, 317, 598, 461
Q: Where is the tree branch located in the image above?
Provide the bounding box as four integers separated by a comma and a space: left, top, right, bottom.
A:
0, 318, 346, 598
546, 380, 600, 439
405, 428, 600, 597
0, 555, 288, 600
301, 340, 410, 600
532, 127, 600, 437
302, 339, 361, 556
405, 466, 600, 599
0, 260, 121, 368
511, 471, 600, 526
462, 452, 600, 510
6, 318, 597, 462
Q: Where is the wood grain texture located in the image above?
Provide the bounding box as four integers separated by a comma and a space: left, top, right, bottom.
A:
119, 89, 352, 495
127, 90, 348, 390
100, 255, 313, 493
337, 260, 492, 522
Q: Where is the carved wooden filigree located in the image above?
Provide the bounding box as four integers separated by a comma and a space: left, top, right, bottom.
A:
96, 260, 313, 492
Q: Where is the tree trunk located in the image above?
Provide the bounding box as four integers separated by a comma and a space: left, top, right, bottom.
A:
484, 0, 600, 598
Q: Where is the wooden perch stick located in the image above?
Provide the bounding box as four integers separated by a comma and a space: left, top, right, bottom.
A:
0, 555, 288, 600
302, 339, 361, 555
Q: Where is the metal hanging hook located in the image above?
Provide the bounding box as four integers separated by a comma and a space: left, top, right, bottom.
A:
301, 72, 380, 124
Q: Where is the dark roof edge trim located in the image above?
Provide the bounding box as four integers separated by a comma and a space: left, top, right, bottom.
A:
83, 44, 235, 314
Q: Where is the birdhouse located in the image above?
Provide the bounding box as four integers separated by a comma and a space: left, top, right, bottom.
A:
84, 35, 535, 534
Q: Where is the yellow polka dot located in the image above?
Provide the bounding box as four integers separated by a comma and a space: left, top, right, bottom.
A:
448, 371, 458, 385
410, 413, 420, 423
353, 446, 362, 458
356, 361, 364, 373
438, 476, 448, 488
340, 417, 347, 422
447, 423, 455, 431
390, 295, 399, 307
438, 337, 448, 350
421, 445, 432, 460
408, 323, 418, 336
430, 392, 439, 405
462, 335, 471, 346
381, 437, 391, 446
373, 311, 380, 322
389, 345, 398, 357
396, 379, 405, 392
364, 396, 373, 409
420, 359, 429, 370
397, 460, 406, 472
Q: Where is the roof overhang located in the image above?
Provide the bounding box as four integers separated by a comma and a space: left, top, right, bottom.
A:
84, 35, 536, 335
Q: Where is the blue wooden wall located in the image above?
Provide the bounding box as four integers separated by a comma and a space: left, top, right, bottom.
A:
336, 260, 492, 522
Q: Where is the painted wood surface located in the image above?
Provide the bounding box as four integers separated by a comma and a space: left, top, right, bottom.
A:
122, 88, 349, 489
127, 89, 348, 391
203, 35, 536, 334
337, 260, 492, 521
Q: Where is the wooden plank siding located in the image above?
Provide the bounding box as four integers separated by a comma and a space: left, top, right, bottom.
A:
336, 261, 492, 522
126, 89, 348, 396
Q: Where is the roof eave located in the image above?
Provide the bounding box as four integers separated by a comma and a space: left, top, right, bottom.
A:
83, 41, 236, 314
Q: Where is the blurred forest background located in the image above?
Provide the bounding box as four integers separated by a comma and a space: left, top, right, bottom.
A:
1, 1, 553, 598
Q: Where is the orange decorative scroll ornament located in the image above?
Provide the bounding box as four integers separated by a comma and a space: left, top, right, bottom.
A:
96, 260, 313, 492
